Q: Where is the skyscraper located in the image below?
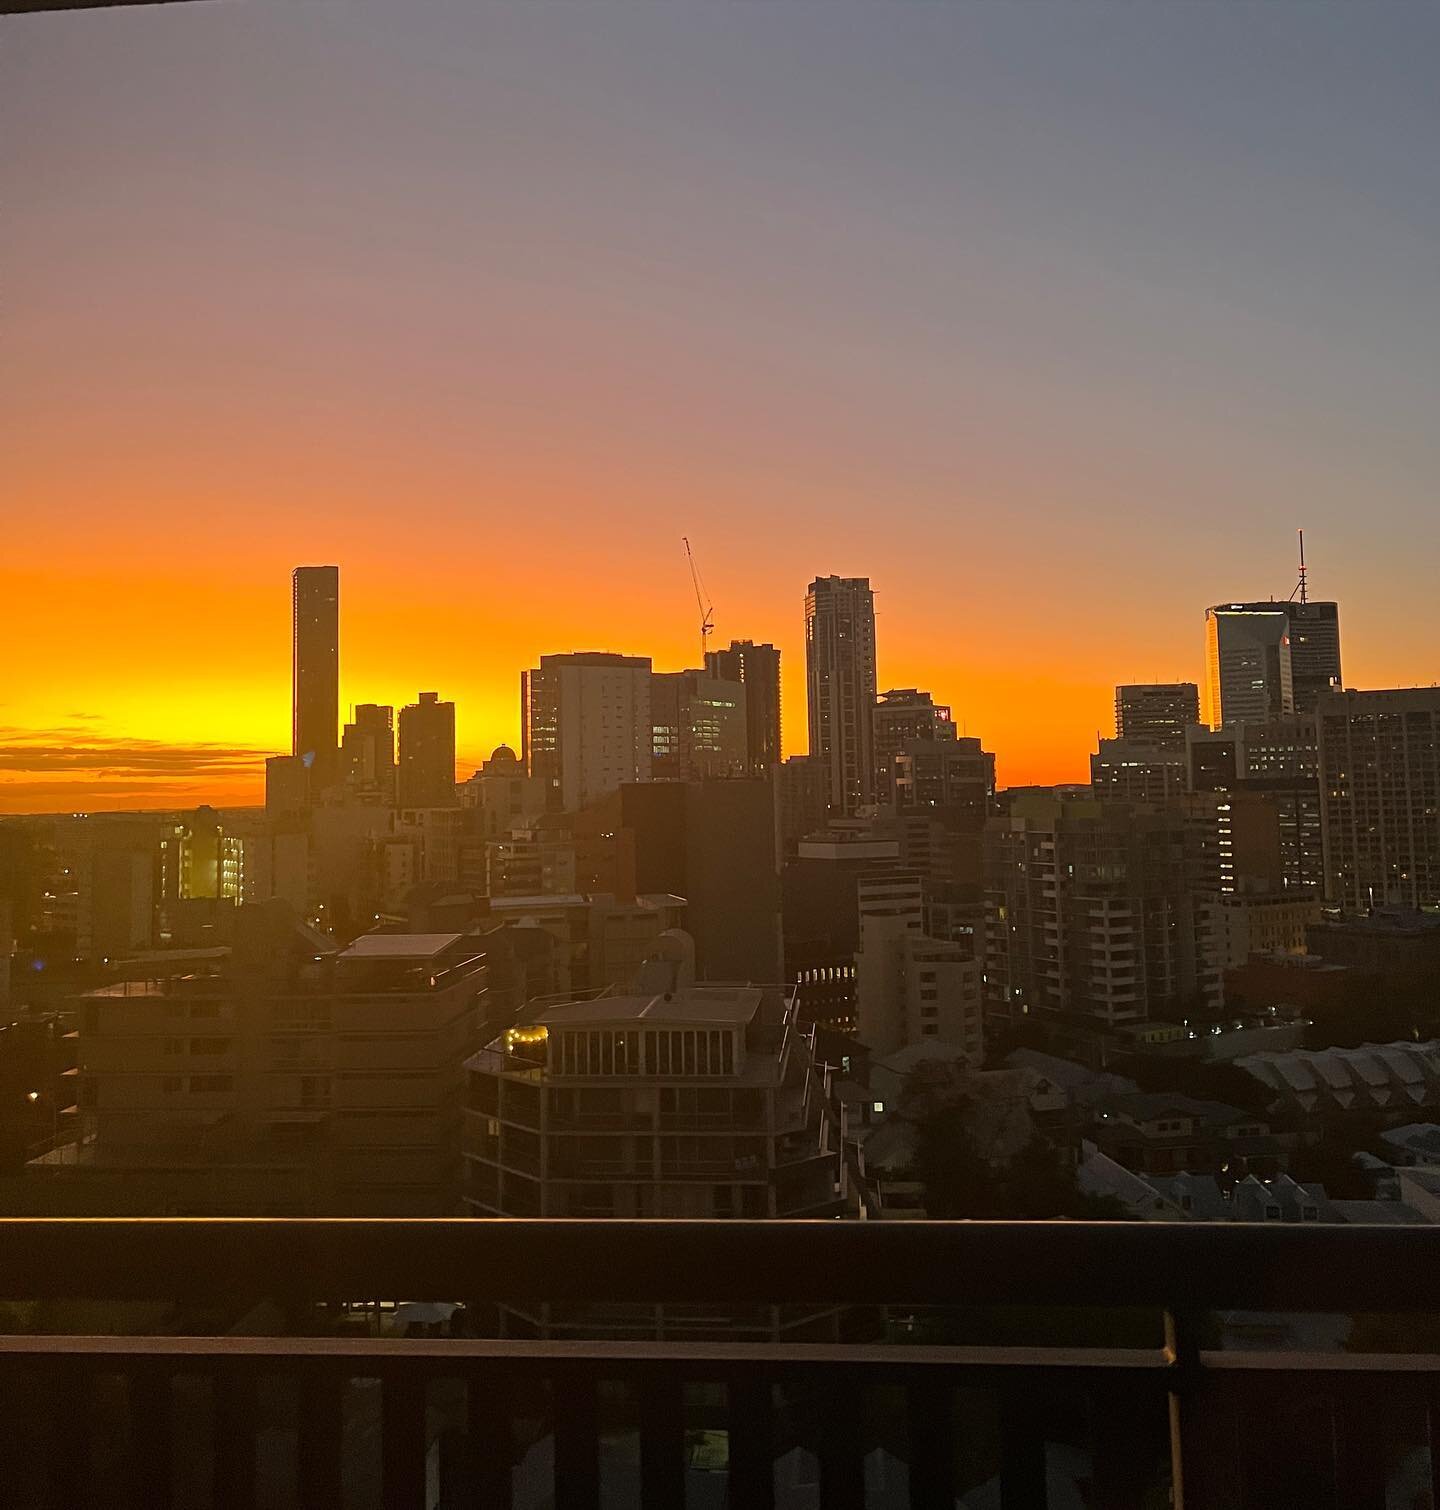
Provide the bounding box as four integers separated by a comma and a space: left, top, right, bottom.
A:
705, 640, 782, 774
1317, 686, 1440, 910
292, 565, 339, 793
650, 671, 747, 781
805, 576, 877, 816
1285, 600, 1343, 714
521, 653, 653, 811
1114, 683, 1200, 748
1204, 603, 1294, 728
397, 692, 457, 809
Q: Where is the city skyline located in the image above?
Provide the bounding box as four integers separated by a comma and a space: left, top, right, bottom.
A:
6, 0, 1440, 810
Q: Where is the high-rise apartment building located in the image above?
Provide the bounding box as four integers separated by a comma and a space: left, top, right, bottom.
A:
292, 565, 340, 794
705, 640, 782, 774
805, 576, 877, 816
984, 796, 1221, 1026
873, 688, 955, 801
1317, 687, 1440, 911
522, 653, 653, 812
397, 692, 457, 809
341, 704, 396, 806
650, 671, 747, 782
1114, 683, 1200, 749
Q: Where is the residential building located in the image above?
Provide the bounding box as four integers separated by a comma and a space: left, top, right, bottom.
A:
1114, 683, 1200, 749
341, 703, 396, 806
397, 692, 457, 809
37, 909, 487, 1214
705, 639, 782, 774
873, 688, 955, 802
854, 870, 983, 1060
1217, 891, 1323, 968
522, 653, 653, 811
292, 565, 340, 795
1088, 1092, 1285, 1179
1316, 686, 1440, 910
805, 576, 877, 816
984, 796, 1221, 1028
463, 943, 845, 1230
650, 670, 747, 781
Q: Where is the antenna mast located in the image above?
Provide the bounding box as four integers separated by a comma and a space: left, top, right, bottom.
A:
683, 536, 715, 665
1289, 528, 1309, 604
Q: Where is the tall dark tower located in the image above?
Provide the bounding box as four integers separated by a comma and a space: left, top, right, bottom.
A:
292, 565, 339, 794
705, 640, 782, 774
805, 575, 877, 816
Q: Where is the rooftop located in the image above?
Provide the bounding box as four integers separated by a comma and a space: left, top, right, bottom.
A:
533, 985, 764, 1028
338, 932, 463, 961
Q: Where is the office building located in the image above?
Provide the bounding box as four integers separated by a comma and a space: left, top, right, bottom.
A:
706, 640, 782, 774
1204, 603, 1294, 728
398, 692, 457, 809
984, 796, 1221, 1027
47, 909, 487, 1214
265, 755, 310, 818
1114, 683, 1199, 749
1090, 739, 1188, 805
1317, 686, 1440, 910
522, 653, 653, 811
650, 670, 747, 781
292, 565, 340, 794
805, 576, 877, 816
1285, 600, 1342, 714
778, 755, 831, 856
873, 688, 955, 801
1187, 717, 1323, 894
341, 704, 396, 805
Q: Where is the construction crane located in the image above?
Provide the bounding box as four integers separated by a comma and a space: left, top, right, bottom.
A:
683, 536, 715, 666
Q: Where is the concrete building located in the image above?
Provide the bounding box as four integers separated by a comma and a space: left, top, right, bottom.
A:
1317, 686, 1440, 910
1285, 600, 1343, 714
464, 945, 845, 1227
1217, 891, 1323, 968
341, 703, 396, 806
705, 639, 782, 775
650, 670, 747, 781
292, 565, 340, 795
873, 688, 955, 802
265, 754, 310, 818
984, 796, 1221, 1027
778, 755, 830, 857
1187, 717, 1323, 895
1090, 739, 1188, 805
398, 692, 457, 809
522, 653, 653, 812
1114, 683, 1200, 749
805, 576, 877, 816
1204, 603, 1294, 728
458, 744, 549, 838
854, 870, 982, 1060
39, 910, 487, 1214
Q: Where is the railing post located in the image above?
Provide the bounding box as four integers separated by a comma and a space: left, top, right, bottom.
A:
727, 1373, 776, 1510
381, 1368, 429, 1510
213, 1371, 257, 1510
818, 1368, 865, 1510
297, 1369, 345, 1506
1166, 1308, 1242, 1510
638, 1369, 685, 1509
999, 1384, 1047, 1508
128, 1365, 174, 1510
906, 1381, 955, 1510
553, 1366, 600, 1510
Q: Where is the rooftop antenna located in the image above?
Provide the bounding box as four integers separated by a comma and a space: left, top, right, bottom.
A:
683, 536, 715, 666
1289, 528, 1308, 604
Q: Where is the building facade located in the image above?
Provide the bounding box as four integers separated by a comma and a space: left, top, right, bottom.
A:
705, 639, 782, 775
1114, 683, 1200, 749
398, 692, 458, 809
805, 576, 877, 817
872, 688, 955, 802
341, 703, 396, 806
522, 653, 653, 812
650, 670, 748, 782
292, 565, 340, 795
1317, 686, 1440, 910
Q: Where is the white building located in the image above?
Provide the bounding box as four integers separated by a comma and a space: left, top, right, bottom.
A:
522, 653, 653, 812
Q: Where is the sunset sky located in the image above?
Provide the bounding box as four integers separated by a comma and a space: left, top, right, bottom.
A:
3, 0, 1439, 812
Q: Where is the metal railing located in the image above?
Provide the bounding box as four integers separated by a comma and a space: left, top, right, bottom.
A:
0, 1219, 1438, 1506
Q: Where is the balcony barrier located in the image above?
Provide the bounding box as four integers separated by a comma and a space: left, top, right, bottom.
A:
1, 1219, 1439, 1506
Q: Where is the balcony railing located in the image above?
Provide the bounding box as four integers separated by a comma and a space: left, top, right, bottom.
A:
1, 1219, 1439, 1507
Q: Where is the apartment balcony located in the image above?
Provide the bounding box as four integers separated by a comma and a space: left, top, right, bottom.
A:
0, 1220, 1437, 1508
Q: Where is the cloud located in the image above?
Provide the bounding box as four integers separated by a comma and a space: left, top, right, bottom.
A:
0, 727, 272, 779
